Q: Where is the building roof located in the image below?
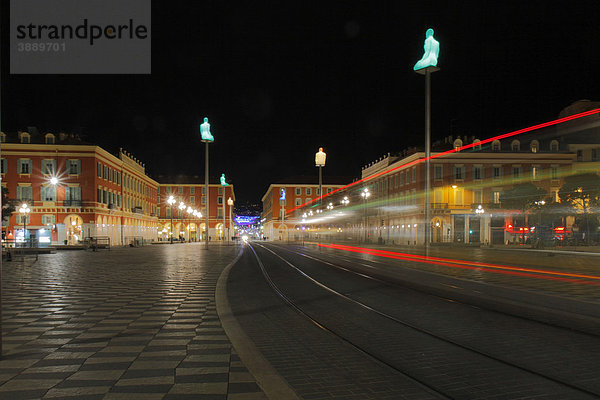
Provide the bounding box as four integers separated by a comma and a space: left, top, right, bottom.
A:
274, 175, 352, 185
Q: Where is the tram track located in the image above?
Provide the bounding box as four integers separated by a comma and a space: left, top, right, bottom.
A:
248, 241, 600, 399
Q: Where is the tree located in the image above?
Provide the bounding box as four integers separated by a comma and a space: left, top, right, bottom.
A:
500, 183, 548, 243
558, 173, 600, 243
2, 187, 15, 222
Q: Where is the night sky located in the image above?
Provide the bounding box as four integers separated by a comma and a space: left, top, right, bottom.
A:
2, 1, 600, 202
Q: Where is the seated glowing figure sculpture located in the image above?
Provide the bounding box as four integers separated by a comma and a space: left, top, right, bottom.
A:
220, 173, 229, 186
200, 117, 214, 142
414, 28, 440, 71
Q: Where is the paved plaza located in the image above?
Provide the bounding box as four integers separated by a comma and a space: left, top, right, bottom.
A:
0, 243, 267, 400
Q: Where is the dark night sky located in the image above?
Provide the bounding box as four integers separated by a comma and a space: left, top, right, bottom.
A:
2, 1, 600, 202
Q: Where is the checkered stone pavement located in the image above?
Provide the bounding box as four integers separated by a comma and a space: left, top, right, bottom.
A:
0, 243, 267, 400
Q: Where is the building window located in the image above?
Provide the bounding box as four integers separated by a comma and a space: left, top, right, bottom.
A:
1, 158, 6, 174
40, 185, 57, 201
18, 159, 32, 174
550, 140, 559, 152
511, 140, 520, 152
295, 198, 302, 206
295, 188, 301, 196
20, 132, 30, 144
218, 187, 223, 195
492, 140, 501, 152
473, 166, 482, 180
473, 139, 482, 150
327, 188, 333, 193
592, 149, 598, 161
530, 140, 539, 153
412, 167, 417, 182
65, 186, 82, 202
202, 196, 206, 204
406, 170, 410, 184
306, 188, 312, 196
532, 166, 540, 180
190, 187, 195, 194
305, 198, 312, 204
16, 215, 31, 225
0, 132, 5, 143
453, 165, 465, 180
550, 165, 559, 180
45, 133, 55, 144
493, 191, 501, 204
217, 196, 223, 205
493, 166, 502, 179
512, 166, 522, 179
473, 190, 482, 204
17, 186, 33, 201
41, 159, 57, 175
42, 215, 56, 225
190, 196, 195, 204
434, 165, 442, 180
67, 159, 80, 175
577, 150, 583, 161
97, 162, 102, 177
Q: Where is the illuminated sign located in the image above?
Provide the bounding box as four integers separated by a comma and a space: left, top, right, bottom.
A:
280, 188, 286, 201
235, 216, 259, 225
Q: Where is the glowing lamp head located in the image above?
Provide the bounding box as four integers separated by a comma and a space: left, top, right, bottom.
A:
315, 147, 326, 167
50, 177, 58, 185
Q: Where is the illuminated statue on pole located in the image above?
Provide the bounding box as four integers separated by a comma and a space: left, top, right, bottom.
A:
220, 173, 229, 186
200, 117, 214, 142
413, 28, 440, 71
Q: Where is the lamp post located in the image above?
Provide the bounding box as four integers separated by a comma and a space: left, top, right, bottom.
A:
200, 117, 214, 249
315, 147, 326, 206
361, 188, 370, 243
167, 195, 175, 244
178, 202, 186, 241
49, 176, 59, 244
414, 28, 440, 250
187, 206, 193, 242
227, 197, 233, 244
19, 203, 30, 247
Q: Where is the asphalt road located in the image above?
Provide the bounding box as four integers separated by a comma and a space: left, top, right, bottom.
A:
227, 241, 600, 399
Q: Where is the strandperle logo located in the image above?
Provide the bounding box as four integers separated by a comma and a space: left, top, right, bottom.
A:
11, 0, 151, 74
15, 19, 149, 46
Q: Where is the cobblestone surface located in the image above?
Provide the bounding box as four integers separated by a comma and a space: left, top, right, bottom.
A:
1, 243, 267, 400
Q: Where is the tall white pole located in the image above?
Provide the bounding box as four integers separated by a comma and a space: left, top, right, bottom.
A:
425, 68, 431, 253
205, 142, 209, 249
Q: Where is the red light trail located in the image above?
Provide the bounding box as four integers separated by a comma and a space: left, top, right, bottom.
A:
288, 107, 600, 214
318, 243, 600, 287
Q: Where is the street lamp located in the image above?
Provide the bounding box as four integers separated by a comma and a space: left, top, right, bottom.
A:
315, 147, 326, 206
361, 188, 370, 243
200, 117, 214, 249
167, 195, 176, 244
227, 197, 234, 244
19, 203, 30, 247
341, 196, 349, 206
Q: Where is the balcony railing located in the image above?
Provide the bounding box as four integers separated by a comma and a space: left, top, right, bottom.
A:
430, 203, 448, 209
63, 200, 82, 207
